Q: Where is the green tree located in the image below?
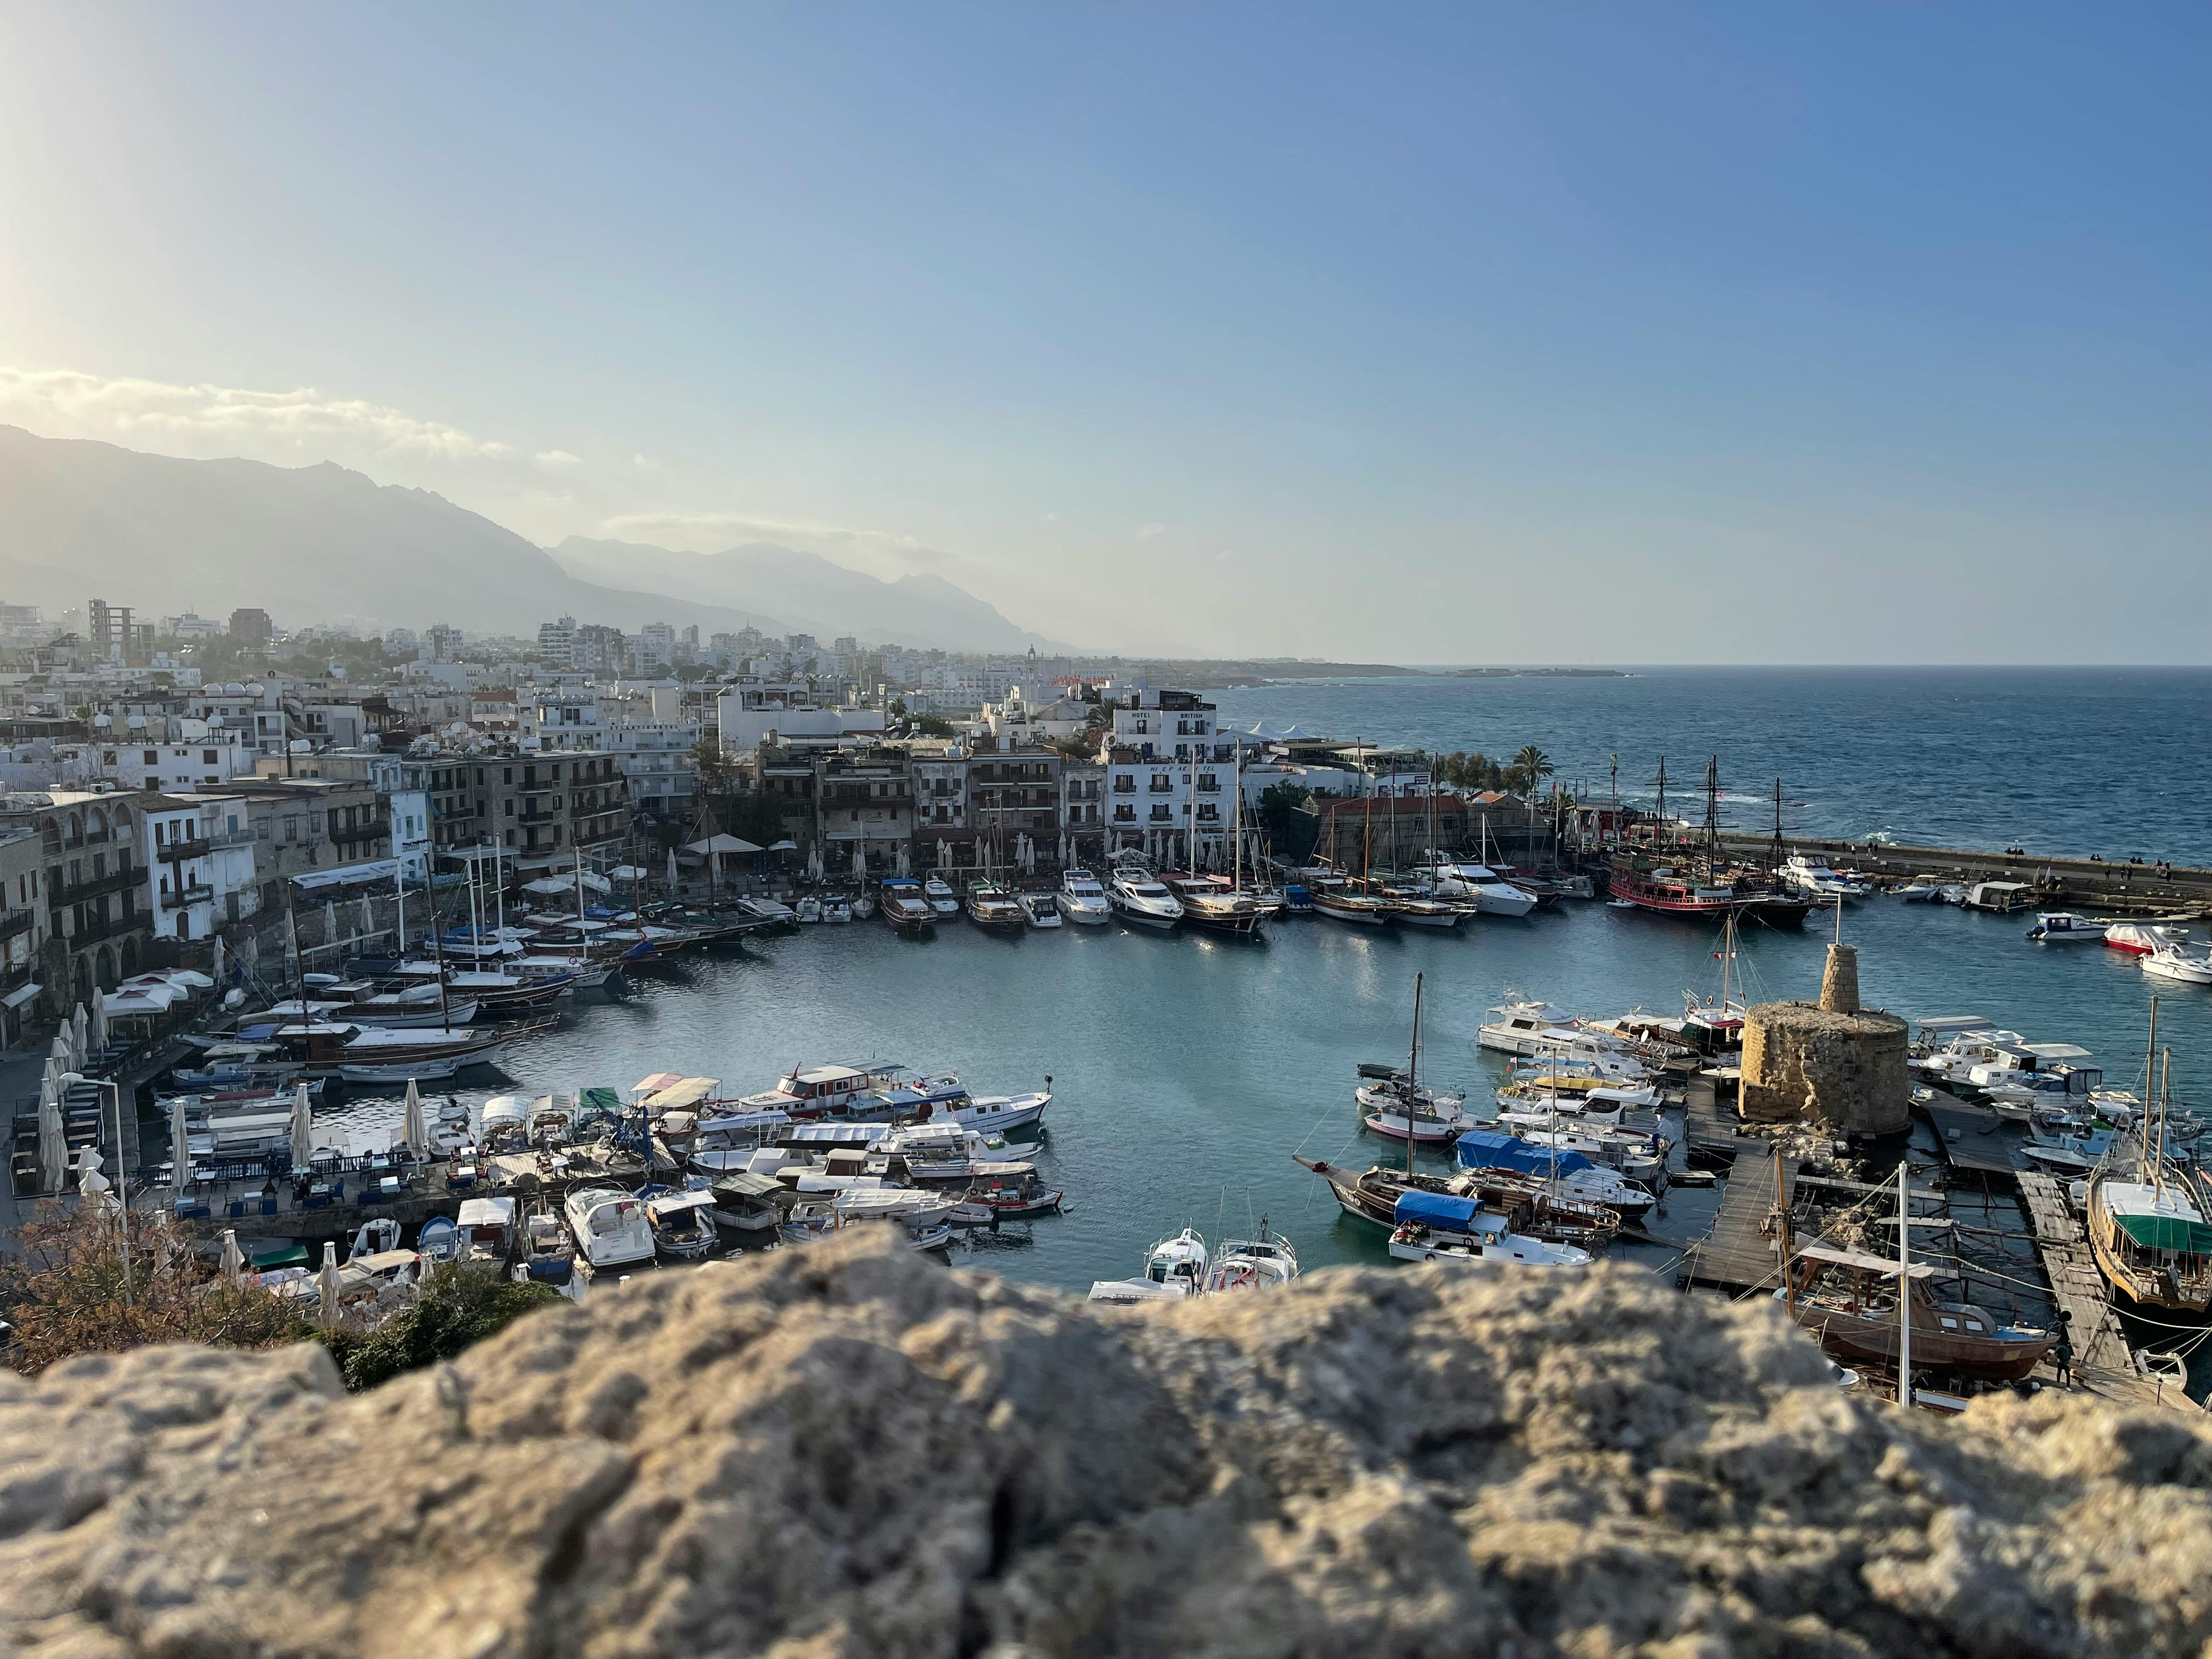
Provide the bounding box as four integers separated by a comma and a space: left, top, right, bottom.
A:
912, 714, 956, 738
1506, 744, 1554, 797
1256, 782, 1320, 861
319, 1262, 560, 1392
693, 735, 739, 799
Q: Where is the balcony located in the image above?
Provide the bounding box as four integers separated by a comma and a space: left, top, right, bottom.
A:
0, 909, 35, 943
208, 828, 258, 849
1147, 781, 1174, 794
331, 823, 388, 848
53, 865, 139, 905
71, 909, 148, 945
157, 837, 211, 862
160, 883, 213, 910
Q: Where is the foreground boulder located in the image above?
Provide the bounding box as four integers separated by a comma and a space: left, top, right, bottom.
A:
3, 1234, 2208, 1658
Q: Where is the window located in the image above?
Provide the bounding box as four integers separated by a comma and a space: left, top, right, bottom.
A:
204, 749, 218, 765
1149, 804, 1170, 822
143, 749, 158, 764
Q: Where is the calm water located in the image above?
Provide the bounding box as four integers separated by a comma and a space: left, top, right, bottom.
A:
315, 898, 2209, 1297
1213, 668, 2212, 865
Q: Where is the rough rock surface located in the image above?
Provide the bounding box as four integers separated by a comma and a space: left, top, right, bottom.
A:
3, 1234, 2210, 1658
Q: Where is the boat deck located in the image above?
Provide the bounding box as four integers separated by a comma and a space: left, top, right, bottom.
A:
1679, 1147, 1798, 1293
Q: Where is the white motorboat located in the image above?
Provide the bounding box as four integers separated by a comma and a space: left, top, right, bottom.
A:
645, 1189, 719, 1261
736, 896, 798, 926
1057, 868, 1113, 924
563, 1184, 656, 1270
1895, 876, 1946, 902
2143, 944, 2212, 986
1107, 866, 1184, 928
794, 896, 823, 923
922, 876, 961, 916
2026, 912, 2105, 944
1477, 1000, 1576, 1056
2106, 921, 2177, 956
1207, 1223, 1299, 1293
1387, 1191, 1590, 1268
1377, 885, 1470, 928
1088, 1227, 1210, 1302
1356, 1074, 1480, 1142
822, 896, 853, 924
1419, 860, 1538, 917
1018, 891, 1064, 929
1781, 855, 1872, 902
878, 879, 936, 932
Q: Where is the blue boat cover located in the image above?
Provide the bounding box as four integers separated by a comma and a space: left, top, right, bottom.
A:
1393, 1188, 1480, 1228
1453, 1128, 1596, 1178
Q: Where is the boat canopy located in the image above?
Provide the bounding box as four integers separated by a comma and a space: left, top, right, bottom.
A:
1797, 1240, 1936, 1279
456, 1197, 516, 1228
713, 1172, 788, 1198
2113, 1213, 2212, 1254
642, 1076, 721, 1112
1453, 1128, 1596, 1179
1393, 1189, 1479, 1228
646, 1189, 719, 1216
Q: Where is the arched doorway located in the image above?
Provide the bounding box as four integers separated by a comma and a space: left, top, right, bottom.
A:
94, 946, 117, 990
120, 936, 140, 977
176, 913, 191, 941
72, 953, 92, 1005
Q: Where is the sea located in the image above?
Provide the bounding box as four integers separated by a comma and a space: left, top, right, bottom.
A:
287, 668, 2212, 1378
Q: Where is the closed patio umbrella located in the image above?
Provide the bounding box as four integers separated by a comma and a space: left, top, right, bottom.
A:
289, 1083, 315, 1169
219, 1227, 246, 1283
358, 895, 374, 939
170, 1095, 191, 1188
211, 935, 225, 986
90, 988, 110, 1052
318, 1242, 342, 1327
71, 1002, 89, 1060
323, 901, 339, 955
401, 1077, 428, 1158
666, 848, 679, 890
37, 1083, 66, 1194
50, 1030, 71, 1071
851, 843, 864, 882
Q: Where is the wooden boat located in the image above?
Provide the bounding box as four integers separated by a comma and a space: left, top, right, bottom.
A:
963, 1161, 1064, 1217
1293, 1155, 1620, 1252
1784, 1241, 2055, 1383
2086, 1170, 2212, 1312
965, 879, 1027, 931
879, 878, 936, 933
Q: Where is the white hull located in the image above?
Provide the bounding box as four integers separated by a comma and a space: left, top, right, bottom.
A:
2143, 955, 2212, 986
1111, 901, 1182, 928
1363, 1111, 1469, 1143
1389, 1226, 1590, 1268
1062, 900, 1111, 924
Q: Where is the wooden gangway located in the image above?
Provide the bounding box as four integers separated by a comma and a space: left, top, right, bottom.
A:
2017, 1171, 2187, 1412
1680, 1148, 1798, 1293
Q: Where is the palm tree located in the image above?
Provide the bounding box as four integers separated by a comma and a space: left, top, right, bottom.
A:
1507, 744, 1554, 796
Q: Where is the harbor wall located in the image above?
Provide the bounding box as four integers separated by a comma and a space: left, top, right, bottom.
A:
2, 1232, 2206, 1656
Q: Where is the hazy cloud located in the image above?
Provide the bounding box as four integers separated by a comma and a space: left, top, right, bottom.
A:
534, 448, 582, 470
0, 366, 510, 459
1138, 522, 1167, 540
602, 508, 960, 567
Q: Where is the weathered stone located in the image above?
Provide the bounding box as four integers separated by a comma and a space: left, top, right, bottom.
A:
1, 1233, 2207, 1657
1742, 997, 1910, 1136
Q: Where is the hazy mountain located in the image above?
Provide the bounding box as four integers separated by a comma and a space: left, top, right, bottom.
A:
550, 537, 1073, 653
0, 425, 786, 637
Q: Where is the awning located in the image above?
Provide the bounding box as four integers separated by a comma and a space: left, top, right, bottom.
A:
1797, 1240, 1936, 1279
1454, 1129, 1595, 1180
2113, 1213, 2212, 1255
686, 833, 764, 855
647, 1189, 718, 1215
644, 1076, 721, 1113
292, 859, 400, 891
1394, 1189, 1479, 1228
1, 981, 41, 1011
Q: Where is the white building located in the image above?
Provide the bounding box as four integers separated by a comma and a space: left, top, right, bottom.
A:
143, 794, 259, 941
1100, 690, 1237, 863
716, 679, 885, 754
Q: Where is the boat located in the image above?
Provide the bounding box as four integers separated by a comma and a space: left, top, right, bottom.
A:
733, 1061, 903, 1120
822, 896, 853, 924
520, 1207, 577, 1281
1206, 1222, 1299, 1291
2142, 943, 2212, 986
1451, 1127, 1656, 1221
878, 877, 936, 933
1783, 1241, 2055, 1383
1780, 854, 1872, 902
851, 892, 876, 921
1961, 881, 2034, 913
563, 1184, 657, 1271
2026, 912, 2105, 944
874, 1071, 1052, 1135
1057, 868, 1113, 924
1477, 999, 1576, 1057
1018, 891, 1064, 929
736, 896, 799, 927
1418, 857, 1538, 917
794, 896, 823, 923
1087, 1227, 1210, 1302
258, 1018, 527, 1083
706, 1170, 789, 1233
922, 876, 961, 916
1167, 875, 1267, 935
966, 879, 1028, 930
2088, 1171, 2212, 1311
643, 1188, 719, 1261
2106, 921, 2177, 956
1375, 885, 1469, 928
1309, 886, 1396, 926
1895, 876, 1947, 902
870, 1122, 1006, 1182
1356, 1071, 1479, 1143
1606, 857, 1811, 927
963, 1161, 1064, 1217
1105, 864, 1184, 929
1387, 1189, 1591, 1268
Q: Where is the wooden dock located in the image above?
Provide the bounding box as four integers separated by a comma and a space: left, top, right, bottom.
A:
1682, 1076, 1765, 1169
1680, 1148, 1798, 1293
2016, 1172, 2183, 1411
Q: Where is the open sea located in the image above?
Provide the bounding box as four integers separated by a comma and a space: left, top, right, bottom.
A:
287, 668, 2212, 1379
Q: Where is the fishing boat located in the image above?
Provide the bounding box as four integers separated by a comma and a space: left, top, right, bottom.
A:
2105, 921, 2176, 956
1606, 858, 1810, 926
1105, 864, 1184, 928
642, 1188, 720, 1261
1357, 1072, 1480, 1142
1476, 998, 1578, 1056
966, 879, 1028, 931
870, 1122, 1005, 1182
1057, 868, 1113, 924
520, 1207, 577, 1281
794, 896, 823, 923
1018, 891, 1064, 929
1387, 1190, 1591, 1269
878, 877, 936, 933
1206, 1222, 1298, 1291
876, 1071, 1052, 1135
922, 876, 961, 916
1087, 1227, 1210, 1302
964, 1161, 1064, 1217
1783, 1241, 2055, 1383
563, 1184, 656, 1271
2086, 1011, 2212, 1311
706, 1170, 789, 1234
1375, 885, 1469, 928
2026, 912, 2105, 944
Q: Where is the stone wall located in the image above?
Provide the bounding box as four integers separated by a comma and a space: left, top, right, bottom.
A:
4, 1233, 2209, 1657
1742, 998, 1911, 1136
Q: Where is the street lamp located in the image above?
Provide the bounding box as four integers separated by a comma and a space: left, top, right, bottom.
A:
61, 1070, 129, 1305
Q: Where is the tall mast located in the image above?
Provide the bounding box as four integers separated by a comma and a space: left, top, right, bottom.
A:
1771, 777, 1784, 871
1404, 972, 1423, 1179
1655, 757, 1667, 840
394, 865, 407, 955
2144, 996, 2159, 1178
2156, 1046, 2171, 1199
1897, 1158, 1913, 1410
1231, 742, 1243, 891
1702, 755, 1721, 865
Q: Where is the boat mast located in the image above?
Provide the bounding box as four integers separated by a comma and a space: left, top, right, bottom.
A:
394, 865, 407, 955
1654, 757, 1667, 844
1896, 1157, 1912, 1410
2156, 1046, 2171, 1200
2144, 996, 2159, 1182
1701, 756, 1721, 867
1405, 971, 1423, 1179
1771, 777, 1784, 872
1232, 741, 1243, 892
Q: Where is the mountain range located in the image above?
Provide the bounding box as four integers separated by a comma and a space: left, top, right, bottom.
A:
0, 425, 1062, 653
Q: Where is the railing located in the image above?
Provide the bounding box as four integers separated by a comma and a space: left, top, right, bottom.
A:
0, 909, 35, 943
208, 828, 258, 849
72, 909, 148, 944
331, 823, 388, 847
157, 837, 211, 862
160, 883, 214, 910
54, 865, 140, 904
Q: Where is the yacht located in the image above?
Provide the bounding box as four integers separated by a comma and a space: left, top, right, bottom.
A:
1419, 859, 1538, 917
2026, 912, 2105, 944
1167, 875, 1267, 935
1057, 868, 1113, 924
872, 1071, 1052, 1135
922, 876, 961, 917
644, 1189, 719, 1262
1106, 866, 1184, 929
563, 1184, 656, 1271
878, 877, 935, 933
1477, 1000, 1576, 1056
2143, 943, 2212, 986
1206, 1223, 1299, 1292
1087, 1227, 1210, 1302
1308, 887, 1396, 926
1355, 1073, 1480, 1143
1781, 855, 1872, 901
1017, 891, 1063, 929
1895, 875, 1947, 902
1387, 1190, 1590, 1269
822, 896, 853, 923
966, 880, 1028, 931
1377, 884, 1470, 928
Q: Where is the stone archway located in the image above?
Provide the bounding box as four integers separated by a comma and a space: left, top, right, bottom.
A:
94, 946, 116, 990
120, 936, 140, 977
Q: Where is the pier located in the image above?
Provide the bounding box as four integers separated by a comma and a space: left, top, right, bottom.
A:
1916, 1097, 2023, 1180
1679, 1147, 1797, 1293
2015, 1172, 2187, 1411
1714, 834, 2212, 919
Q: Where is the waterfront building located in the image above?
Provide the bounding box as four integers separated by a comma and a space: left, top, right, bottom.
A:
1062, 758, 1107, 861
0, 827, 49, 1045
142, 794, 259, 943
1098, 688, 1237, 865
911, 747, 971, 854
227, 776, 392, 912
0, 790, 155, 1009
814, 747, 916, 875
968, 744, 1063, 863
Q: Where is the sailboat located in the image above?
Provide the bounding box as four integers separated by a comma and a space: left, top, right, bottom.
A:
2087, 1007, 2212, 1312
1361, 974, 1477, 1142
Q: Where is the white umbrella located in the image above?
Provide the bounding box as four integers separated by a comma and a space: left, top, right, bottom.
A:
358, 895, 374, 939
936, 839, 949, 869
71, 1002, 89, 1060
38, 1085, 66, 1193
170, 1095, 191, 1188
219, 1227, 246, 1283
211, 935, 225, 986
290, 1082, 315, 1169
401, 1077, 427, 1158
666, 848, 679, 889
90, 988, 110, 1052
851, 843, 865, 882
895, 842, 909, 877
318, 1242, 341, 1327
50, 1030, 71, 1071
323, 901, 339, 954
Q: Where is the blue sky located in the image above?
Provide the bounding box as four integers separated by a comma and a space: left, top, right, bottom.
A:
2, 4, 2204, 659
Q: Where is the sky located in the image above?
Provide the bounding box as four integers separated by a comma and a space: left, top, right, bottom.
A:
1, 4, 2205, 662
